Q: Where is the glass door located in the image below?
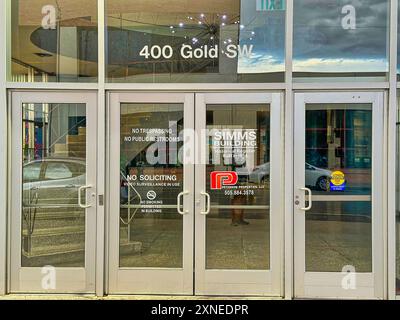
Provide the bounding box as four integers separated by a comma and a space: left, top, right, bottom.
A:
10, 91, 97, 293
194, 93, 283, 296
108, 93, 194, 295
294, 92, 384, 299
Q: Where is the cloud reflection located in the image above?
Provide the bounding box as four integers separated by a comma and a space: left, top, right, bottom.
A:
292, 0, 389, 74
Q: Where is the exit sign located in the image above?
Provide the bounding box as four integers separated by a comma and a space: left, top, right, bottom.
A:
256, 0, 285, 11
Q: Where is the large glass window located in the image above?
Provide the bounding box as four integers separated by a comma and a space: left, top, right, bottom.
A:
106, 0, 285, 83
293, 0, 389, 81
10, 0, 98, 82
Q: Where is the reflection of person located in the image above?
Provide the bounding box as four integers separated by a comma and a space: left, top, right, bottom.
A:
231, 194, 249, 227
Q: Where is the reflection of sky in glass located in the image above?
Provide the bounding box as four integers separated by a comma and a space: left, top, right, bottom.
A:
238, 1, 285, 73
293, 0, 389, 74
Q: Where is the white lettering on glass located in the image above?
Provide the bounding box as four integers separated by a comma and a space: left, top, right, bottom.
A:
140, 45, 253, 60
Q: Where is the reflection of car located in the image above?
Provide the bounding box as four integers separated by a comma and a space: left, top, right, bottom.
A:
23, 158, 86, 205
235, 164, 270, 184
236, 163, 332, 191
305, 163, 332, 191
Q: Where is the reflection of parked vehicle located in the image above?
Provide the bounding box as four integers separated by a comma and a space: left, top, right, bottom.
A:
236, 163, 332, 191
305, 163, 332, 191
22, 160, 145, 206
23, 158, 86, 205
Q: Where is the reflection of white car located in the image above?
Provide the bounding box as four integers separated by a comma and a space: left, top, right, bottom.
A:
304, 163, 333, 191
23, 158, 86, 205
237, 163, 332, 191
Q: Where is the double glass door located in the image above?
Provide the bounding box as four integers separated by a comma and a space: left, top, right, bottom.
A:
294, 92, 385, 299
108, 92, 283, 296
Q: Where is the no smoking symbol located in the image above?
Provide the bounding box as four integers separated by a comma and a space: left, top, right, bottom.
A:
147, 190, 157, 201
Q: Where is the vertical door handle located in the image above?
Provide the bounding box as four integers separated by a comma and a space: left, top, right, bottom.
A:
200, 192, 211, 215
78, 185, 92, 209
177, 191, 189, 215
300, 187, 313, 211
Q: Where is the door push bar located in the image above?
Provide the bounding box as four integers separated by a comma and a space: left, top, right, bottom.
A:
300, 187, 313, 211
177, 191, 190, 215
78, 185, 93, 209
200, 192, 211, 215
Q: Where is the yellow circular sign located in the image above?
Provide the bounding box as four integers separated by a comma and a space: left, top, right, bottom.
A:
330, 171, 345, 186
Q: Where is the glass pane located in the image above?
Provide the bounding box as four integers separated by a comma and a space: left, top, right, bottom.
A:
11, 0, 98, 82
106, 0, 285, 83
22, 103, 87, 267
294, 0, 389, 81
305, 104, 373, 273
119, 104, 184, 268
306, 105, 372, 196
205, 104, 270, 270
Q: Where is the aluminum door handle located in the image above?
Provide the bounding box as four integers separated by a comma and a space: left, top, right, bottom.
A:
78, 185, 93, 209
177, 191, 189, 215
300, 187, 313, 211
200, 192, 211, 215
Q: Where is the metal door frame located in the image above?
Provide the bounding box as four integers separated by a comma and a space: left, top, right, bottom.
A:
9, 91, 98, 293
107, 92, 195, 295
293, 91, 385, 299
194, 92, 284, 296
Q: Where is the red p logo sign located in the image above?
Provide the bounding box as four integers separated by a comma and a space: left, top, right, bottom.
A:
210, 171, 239, 190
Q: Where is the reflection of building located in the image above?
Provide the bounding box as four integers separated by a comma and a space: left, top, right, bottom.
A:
306, 108, 372, 169
23, 103, 87, 161
22, 104, 48, 161
11, 0, 98, 82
